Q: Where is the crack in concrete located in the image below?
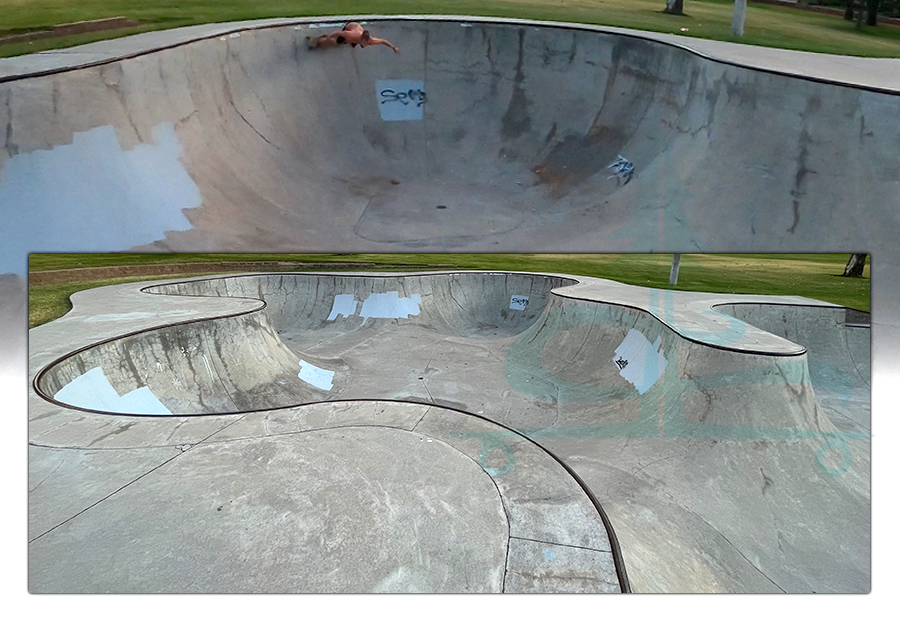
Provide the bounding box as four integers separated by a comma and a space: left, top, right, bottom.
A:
682, 505, 787, 593
222, 57, 278, 150
28, 456, 66, 494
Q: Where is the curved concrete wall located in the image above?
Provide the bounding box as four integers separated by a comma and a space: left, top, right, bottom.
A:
716, 303, 871, 433
37, 272, 575, 414
506, 293, 824, 434
3, 18, 899, 263
38, 309, 306, 414
39, 271, 831, 437
146, 272, 576, 335
510, 296, 868, 594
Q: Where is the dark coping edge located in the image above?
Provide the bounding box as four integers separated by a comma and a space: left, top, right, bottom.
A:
2, 15, 899, 96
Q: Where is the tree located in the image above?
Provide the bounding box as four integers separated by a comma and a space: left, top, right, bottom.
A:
732, 0, 748, 36
845, 0, 855, 21
842, 254, 867, 278
867, 0, 879, 26
664, 0, 685, 15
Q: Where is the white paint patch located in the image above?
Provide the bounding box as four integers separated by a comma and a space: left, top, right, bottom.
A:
298, 359, 334, 391
0, 122, 199, 275
326, 294, 358, 320
326, 292, 421, 320
82, 310, 197, 323
613, 329, 668, 395
509, 295, 529, 311
376, 80, 426, 121
360, 292, 422, 319
54, 366, 171, 414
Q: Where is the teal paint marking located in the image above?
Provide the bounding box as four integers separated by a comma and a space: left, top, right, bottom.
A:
449, 429, 519, 478
487, 298, 869, 479
649, 288, 749, 347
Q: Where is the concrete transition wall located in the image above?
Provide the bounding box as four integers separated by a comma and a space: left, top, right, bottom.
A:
38, 272, 575, 414
2, 18, 898, 264
716, 303, 870, 434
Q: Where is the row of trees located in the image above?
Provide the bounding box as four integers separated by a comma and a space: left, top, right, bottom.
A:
664, 1, 894, 36
663, 0, 749, 35
843, 1, 891, 26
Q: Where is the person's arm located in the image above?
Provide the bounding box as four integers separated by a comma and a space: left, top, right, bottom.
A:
367, 37, 399, 53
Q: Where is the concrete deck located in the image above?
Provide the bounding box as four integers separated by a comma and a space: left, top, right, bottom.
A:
28, 271, 870, 593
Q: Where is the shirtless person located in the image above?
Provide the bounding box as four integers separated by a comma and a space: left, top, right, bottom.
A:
308, 22, 399, 53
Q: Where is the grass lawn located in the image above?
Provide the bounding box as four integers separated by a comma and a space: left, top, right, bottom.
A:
28, 253, 870, 327
2, 0, 900, 58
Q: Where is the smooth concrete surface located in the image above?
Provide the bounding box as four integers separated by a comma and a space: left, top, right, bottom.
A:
32, 424, 513, 593
29, 400, 619, 593
717, 303, 871, 434
29, 271, 870, 593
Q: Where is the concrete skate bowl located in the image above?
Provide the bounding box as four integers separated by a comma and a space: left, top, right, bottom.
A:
3, 16, 899, 257
33, 271, 870, 592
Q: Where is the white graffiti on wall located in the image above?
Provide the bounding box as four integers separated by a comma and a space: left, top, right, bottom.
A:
0, 122, 198, 276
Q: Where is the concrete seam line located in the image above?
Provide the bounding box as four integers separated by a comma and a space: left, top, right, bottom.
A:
509, 534, 612, 554
27, 450, 184, 543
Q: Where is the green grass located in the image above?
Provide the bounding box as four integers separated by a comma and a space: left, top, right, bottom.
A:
27, 253, 870, 327
3, 0, 900, 58
28, 273, 225, 328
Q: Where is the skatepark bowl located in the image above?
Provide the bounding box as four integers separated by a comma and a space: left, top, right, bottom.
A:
29, 271, 871, 593
2, 16, 899, 260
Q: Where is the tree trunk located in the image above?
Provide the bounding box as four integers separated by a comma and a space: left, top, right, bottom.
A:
867, 0, 878, 26
857, 1, 865, 29
732, 0, 747, 37
842, 254, 868, 277
845, 0, 855, 20
664, 0, 685, 15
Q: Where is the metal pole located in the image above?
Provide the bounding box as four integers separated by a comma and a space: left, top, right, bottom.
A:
669, 253, 681, 286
